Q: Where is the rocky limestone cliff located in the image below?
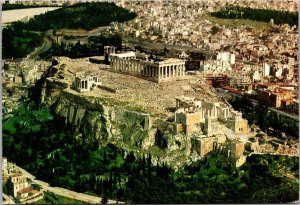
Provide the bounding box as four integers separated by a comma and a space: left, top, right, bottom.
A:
37, 63, 195, 169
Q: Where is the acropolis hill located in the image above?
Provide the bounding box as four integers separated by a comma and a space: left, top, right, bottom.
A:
50, 56, 220, 116
39, 54, 252, 168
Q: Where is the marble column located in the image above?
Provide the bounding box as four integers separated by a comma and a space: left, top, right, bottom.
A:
151, 66, 154, 77
158, 66, 161, 79
172, 65, 175, 77
147, 66, 149, 77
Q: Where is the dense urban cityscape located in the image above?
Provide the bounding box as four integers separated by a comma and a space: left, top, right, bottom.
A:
1, 0, 299, 204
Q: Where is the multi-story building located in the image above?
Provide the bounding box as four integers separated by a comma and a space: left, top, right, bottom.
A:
2, 157, 17, 181
217, 52, 235, 64
257, 87, 295, 108
200, 60, 232, 73
261, 62, 270, 77
7, 174, 29, 198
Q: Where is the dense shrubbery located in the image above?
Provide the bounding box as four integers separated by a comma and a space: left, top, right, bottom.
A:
3, 101, 299, 203
211, 5, 298, 26
281, 103, 299, 115
13, 2, 137, 31
2, 26, 43, 58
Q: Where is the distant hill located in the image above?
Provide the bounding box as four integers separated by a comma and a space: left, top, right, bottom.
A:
2, 3, 58, 11
3, 2, 137, 58
12, 2, 137, 31
211, 5, 298, 27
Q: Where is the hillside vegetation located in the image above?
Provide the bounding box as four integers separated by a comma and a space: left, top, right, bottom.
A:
3, 101, 299, 203
211, 5, 298, 26
15, 2, 137, 31
2, 3, 57, 11
3, 2, 136, 58
2, 27, 43, 59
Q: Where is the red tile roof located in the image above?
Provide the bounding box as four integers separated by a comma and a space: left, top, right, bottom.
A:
17, 187, 31, 194
222, 86, 242, 94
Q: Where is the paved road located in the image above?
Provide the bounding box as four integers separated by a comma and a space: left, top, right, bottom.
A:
268, 107, 299, 121
15, 165, 123, 204
27, 36, 53, 60
248, 152, 298, 157
247, 98, 299, 121
216, 89, 299, 121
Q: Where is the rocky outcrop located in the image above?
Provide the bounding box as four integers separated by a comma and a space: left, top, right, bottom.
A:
44, 90, 152, 147
36, 62, 199, 168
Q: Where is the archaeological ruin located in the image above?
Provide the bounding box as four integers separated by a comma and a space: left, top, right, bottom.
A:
110, 52, 186, 83
74, 74, 102, 92
174, 96, 249, 136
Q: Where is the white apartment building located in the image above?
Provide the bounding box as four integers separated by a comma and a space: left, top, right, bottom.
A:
200, 60, 232, 72
261, 62, 270, 77
217, 52, 235, 64
251, 70, 261, 82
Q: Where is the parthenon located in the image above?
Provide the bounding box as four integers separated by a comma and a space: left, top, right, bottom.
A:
110, 52, 186, 83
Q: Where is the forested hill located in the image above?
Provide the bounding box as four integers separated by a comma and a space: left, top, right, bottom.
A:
3, 2, 137, 58
2, 3, 58, 11
211, 5, 298, 26
3, 101, 299, 203
12, 2, 137, 31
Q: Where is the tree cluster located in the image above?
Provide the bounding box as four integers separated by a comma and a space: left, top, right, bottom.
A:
13, 2, 137, 31
3, 101, 299, 203
3, 2, 135, 59
3, 26, 43, 58
229, 96, 298, 138
2, 3, 57, 11
211, 5, 298, 26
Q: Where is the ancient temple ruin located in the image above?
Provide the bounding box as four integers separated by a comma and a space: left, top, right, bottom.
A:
74, 74, 102, 92
104, 46, 116, 63
110, 52, 186, 83
174, 96, 249, 136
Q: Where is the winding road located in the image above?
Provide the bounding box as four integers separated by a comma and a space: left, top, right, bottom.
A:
15, 165, 123, 204
27, 36, 53, 60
